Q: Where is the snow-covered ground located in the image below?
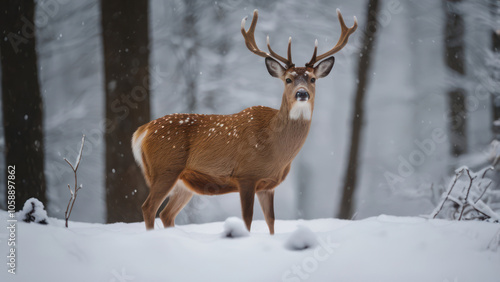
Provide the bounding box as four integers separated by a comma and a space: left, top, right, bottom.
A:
1, 211, 499, 282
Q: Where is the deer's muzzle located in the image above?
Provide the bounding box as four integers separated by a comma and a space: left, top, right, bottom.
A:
295, 89, 310, 101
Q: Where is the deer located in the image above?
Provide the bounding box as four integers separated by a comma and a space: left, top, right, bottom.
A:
132, 9, 357, 234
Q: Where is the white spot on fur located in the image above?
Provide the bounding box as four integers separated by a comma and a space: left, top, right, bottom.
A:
289, 101, 312, 120
132, 129, 148, 170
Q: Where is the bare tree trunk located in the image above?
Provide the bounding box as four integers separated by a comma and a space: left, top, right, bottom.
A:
338, 0, 380, 220
490, 0, 500, 190
180, 0, 199, 113
101, 1, 150, 223
491, 0, 500, 140
0, 0, 47, 209
443, 0, 467, 157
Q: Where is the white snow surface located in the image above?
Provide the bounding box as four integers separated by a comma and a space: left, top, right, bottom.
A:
1, 211, 499, 282
222, 216, 249, 238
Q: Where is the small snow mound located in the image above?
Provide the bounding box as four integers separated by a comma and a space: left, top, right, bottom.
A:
222, 217, 249, 238
285, 225, 318, 251
18, 198, 48, 225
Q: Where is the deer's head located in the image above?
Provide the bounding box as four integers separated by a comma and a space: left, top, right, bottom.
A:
241, 9, 357, 120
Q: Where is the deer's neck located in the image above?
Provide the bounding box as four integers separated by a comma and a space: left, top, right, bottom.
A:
269, 96, 313, 160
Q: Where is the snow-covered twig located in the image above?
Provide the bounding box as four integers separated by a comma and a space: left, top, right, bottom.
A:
475, 178, 493, 205
469, 199, 500, 222
63, 135, 85, 228
430, 168, 465, 219
430, 166, 497, 222
458, 169, 476, 220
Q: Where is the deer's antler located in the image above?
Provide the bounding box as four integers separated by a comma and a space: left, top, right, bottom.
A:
306, 9, 357, 67
241, 10, 294, 68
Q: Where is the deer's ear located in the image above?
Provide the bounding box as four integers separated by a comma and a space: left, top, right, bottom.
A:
314, 57, 335, 78
265, 57, 286, 78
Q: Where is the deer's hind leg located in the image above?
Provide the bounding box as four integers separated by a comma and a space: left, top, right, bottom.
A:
159, 180, 193, 227
142, 170, 182, 230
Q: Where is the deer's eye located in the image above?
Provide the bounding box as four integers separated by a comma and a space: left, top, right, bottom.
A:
310, 78, 316, 83
286, 78, 292, 84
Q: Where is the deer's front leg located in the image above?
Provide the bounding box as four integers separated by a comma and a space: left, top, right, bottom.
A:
238, 179, 256, 231
257, 189, 275, 235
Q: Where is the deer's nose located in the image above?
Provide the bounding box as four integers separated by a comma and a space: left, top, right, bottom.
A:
295, 89, 310, 101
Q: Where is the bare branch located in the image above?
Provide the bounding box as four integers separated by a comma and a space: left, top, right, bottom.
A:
469, 199, 500, 221
63, 135, 86, 228
74, 135, 85, 171
430, 168, 465, 219
475, 180, 493, 204
458, 169, 474, 220
64, 158, 75, 172
481, 166, 494, 178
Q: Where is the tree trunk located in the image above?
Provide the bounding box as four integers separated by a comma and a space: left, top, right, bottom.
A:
0, 0, 47, 209
180, 0, 199, 113
490, 0, 500, 190
337, 0, 380, 220
101, 1, 150, 223
491, 0, 500, 140
443, 0, 467, 157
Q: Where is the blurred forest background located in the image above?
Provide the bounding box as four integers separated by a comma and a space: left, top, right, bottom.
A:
0, 0, 499, 224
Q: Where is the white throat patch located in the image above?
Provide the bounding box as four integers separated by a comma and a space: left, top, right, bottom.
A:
289, 101, 312, 120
